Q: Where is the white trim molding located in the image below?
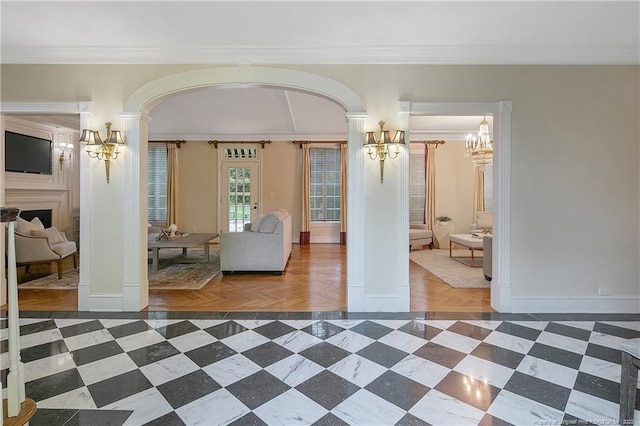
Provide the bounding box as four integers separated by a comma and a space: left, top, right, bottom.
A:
512, 296, 640, 314
407, 101, 512, 313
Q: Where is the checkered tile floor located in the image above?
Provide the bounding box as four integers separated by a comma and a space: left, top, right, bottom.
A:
2, 312, 639, 425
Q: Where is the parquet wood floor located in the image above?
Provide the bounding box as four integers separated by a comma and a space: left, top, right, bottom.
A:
6, 244, 492, 312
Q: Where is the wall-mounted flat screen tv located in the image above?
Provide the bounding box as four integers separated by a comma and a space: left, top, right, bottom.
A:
4, 131, 53, 175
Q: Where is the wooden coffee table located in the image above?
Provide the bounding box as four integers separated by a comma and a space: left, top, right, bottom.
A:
148, 233, 219, 271
448, 233, 485, 267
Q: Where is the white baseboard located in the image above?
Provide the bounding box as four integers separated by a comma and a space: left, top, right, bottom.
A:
86, 293, 124, 312
511, 296, 640, 313
365, 295, 400, 312
347, 285, 365, 311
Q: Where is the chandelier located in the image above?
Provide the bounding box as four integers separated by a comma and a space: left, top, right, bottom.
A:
465, 116, 493, 169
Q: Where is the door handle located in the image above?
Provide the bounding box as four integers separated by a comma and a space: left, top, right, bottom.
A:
253, 203, 258, 210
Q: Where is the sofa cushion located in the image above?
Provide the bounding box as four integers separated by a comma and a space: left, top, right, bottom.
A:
475, 212, 493, 229
52, 240, 77, 257
251, 214, 265, 232
31, 227, 65, 244
17, 216, 44, 234
257, 213, 280, 233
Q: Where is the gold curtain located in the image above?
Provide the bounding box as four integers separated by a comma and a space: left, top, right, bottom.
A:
425, 144, 436, 231
300, 143, 311, 244
340, 143, 347, 245
167, 143, 179, 226
473, 166, 485, 214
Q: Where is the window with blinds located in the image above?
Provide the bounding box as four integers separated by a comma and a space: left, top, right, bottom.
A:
483, 164, 493, 212
409, 151, 426, 223
310, 148, 341, 222
148, 145, 167, 223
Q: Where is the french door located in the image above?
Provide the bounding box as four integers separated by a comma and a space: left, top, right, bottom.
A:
222, 163, 259, 232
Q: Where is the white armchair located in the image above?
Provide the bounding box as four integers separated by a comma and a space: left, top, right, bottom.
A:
470, 211, 493, 232
409, 224, 433, 251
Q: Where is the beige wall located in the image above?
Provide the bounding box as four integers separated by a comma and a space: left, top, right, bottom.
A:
1, 64, 638, 309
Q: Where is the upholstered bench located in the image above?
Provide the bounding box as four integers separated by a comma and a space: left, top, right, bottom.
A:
620, 338, 640, 425
409, 224, 433, 251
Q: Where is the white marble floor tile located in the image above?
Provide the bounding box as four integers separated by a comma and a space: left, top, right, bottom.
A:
203, 354, 262, 387
537, 331, 588, 355
20, 328, 63, 350
98, 319, 140, 328
420, 320, 457, 330
325, 330, 376, 353
221, 330, 270, 353
378, 330, 429, 353
462, 320, 503, 330
53, 318, 97, 328
254, 389, 327, 425
273, 330, 323, 353
556, 321, 596, 331
265, 354, 324, 387
63, 329, 114, 352
487, 389, 564, 425
510, 321, 549, 331
144, 318, 184, 329
332, 389, 406, 426
454, 355, 516, 388
371, 319, 411, 329
483, 330, 535, 354
328, 354, 388, 387
430, 330, 482, 354
326, 319, 365, 329
24, 352, 76, 382
18, 318, 49, 326
77, 353, 138, 386
187, 319, 227, 329
579, 355, 622, 383
139, 354, 200, 387
391, 354, 452, 388
564, 389, 619, 425
233, 319, 274, 330
104, 387, 174, 426
600, 321, 640, 332
36, 386, 97, 410
589, 332, 629, 350
176, 388, 250, 426
409, 389, 485, 426
283, 319, 322, 329
516, 355, 579, 389
116, 330, 165, 352
168, 329, 217, 353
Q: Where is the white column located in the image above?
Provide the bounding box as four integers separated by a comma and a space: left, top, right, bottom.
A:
1, 115, 6, 308
121, 113, 149, 310
346, 113, 367, 311
77, 103, 92, 310
491, 101, 513, 312
397, 102, 411, 311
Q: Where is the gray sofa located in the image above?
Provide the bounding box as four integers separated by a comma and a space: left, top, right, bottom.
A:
220, 209, 292, 275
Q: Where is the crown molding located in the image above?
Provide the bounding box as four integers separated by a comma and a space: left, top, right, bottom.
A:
147, 132, 348, 142
2, 45, 638, 65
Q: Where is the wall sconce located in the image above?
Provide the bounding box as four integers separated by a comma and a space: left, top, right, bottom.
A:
78, 122, 125, 183
58, 142, 73, 170
364, 120, 405, 183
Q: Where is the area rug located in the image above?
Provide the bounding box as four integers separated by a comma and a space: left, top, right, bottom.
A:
17, 248, 220, 290
410, 249, 490, 289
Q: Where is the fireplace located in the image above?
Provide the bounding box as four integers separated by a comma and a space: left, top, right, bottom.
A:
18, 209, 52, 228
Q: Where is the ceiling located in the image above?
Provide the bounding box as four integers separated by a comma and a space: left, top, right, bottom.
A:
2, 1, 635, 140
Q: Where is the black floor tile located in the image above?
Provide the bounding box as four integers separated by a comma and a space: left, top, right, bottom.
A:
204, 321, 248, 339
312, 412, 350, 426
350, 320, 394, 339
296, 370, 359, 410
435, 370, 501, 411
143, 410, 187, 426
157, 369, 222, 409
594, 322, 640, 339
471, 342, 525, 369
365, 370, 430, 410
21, 339, 69, 363
573, 372, 624, 405
301, 321, 345, 340
478, 413, 515, 426
562, 413, 599, 426
20, 319, 57, 336
70, 340, 124, 367
398, 321, 442, 340
495, 322, 542, 341
107, 320, 153, 339
544, 322, 592, 341
527, 342, 584, 370
503, 371, 571, 411
414, 342, 466, 369
68, 409, 133, 426
395, 413, 432, 425
585, 343, 622, 365
153, 320, 200, 339
447, 321, 493, 340
127, 341, 181, 367
88, 369, 153, 408
356, 341, 409, 368
26, 368, 85, 402
29, 408, 79, 426
228, 412, 269, 426
226, 370, 290, 410
299, 342, 350, 368
184, 341, 236, 367
59, 319, 105, 338
252, 321, 297, 340
242, 341, 294, 368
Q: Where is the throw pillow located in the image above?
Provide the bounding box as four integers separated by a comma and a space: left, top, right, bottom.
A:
17, 216, 45, 233
251, 214, 265, 232
257, 213, 279, 233
31, 227, 65, 244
